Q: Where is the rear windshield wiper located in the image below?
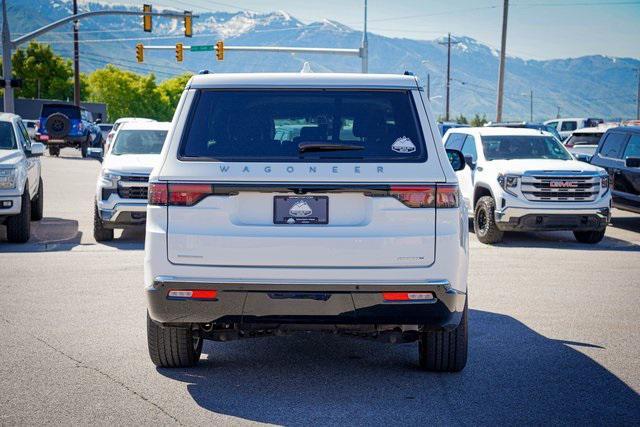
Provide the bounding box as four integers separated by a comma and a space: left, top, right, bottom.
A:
298, 142, 364, 153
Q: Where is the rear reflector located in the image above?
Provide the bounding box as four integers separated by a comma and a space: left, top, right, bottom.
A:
167, 289, 218, 300
383, 292, 434, 301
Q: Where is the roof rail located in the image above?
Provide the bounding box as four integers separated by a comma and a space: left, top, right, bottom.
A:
198, 70, 210, 75
403, 71, 415, 76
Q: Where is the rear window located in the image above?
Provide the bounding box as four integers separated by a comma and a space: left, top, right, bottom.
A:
41, 105, 81, 120
179, 90, 427, 163
565, 133, 602, 146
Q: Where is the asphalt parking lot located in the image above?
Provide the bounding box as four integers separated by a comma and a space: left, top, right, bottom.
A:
1, 149, 639, 425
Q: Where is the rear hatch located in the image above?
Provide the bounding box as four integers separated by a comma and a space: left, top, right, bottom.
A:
163, 88, 446, 268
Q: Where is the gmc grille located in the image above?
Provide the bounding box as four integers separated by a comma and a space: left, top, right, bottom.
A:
520, 175, 600, 202
117, 175, 149, 200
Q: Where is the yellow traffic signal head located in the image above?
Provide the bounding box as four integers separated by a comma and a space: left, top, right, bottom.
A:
136, 43, 144, 63
143, 4, 152, 32
215, 40, 224, 61
184, 11, 192, 38
176, 43, 184, 62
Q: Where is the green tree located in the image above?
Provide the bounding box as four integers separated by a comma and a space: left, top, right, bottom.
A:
470, 113, 488, 127
455, 114, 468, 125
10, 42, 73, 100
87, 65, 165, 122
157, 72, 193, 117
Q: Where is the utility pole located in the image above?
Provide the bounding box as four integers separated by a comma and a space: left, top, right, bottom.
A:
2, 0, 14, 113
496, 0, 509, 122
439, 33, 459, 122
556, 105, 561, 119
361, 0, 368, 73
427, 73, 430, 100
529, 89, 533, 121
72, 0, 80, 106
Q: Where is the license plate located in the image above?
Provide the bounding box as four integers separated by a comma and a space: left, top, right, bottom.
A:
274, 196, 328, 224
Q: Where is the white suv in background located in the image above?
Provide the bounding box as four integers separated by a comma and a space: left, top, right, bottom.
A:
0, 113, 45, 243
144, 72, 470, 372
444, 127, 611, 244
92, 121, 170, 241
544, 117, 603, 141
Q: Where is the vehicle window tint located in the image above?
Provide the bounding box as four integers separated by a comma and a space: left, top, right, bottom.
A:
623, 134, 640, 159
565, 133, 602, 146
42, 105, 80, 119
599, 132, 628, 158
111, 130, 167, 155
180, 90, 428, 163
546, 121, 558, 129
444, 132, 466, 150
0, 122, 17, 150
16, 121, 31, 150
560, 121, 577, 131
461, 135, 477, 161
481, 135, 572, 161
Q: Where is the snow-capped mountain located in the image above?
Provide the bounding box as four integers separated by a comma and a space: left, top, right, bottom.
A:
3, 0, 639, 120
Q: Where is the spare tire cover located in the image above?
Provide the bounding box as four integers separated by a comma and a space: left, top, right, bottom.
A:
45, 113, 71, 138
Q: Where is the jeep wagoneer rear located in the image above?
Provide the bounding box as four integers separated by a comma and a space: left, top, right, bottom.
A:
144, 73, 469, 372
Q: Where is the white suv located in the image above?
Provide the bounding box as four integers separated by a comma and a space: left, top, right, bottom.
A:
92, 121, 170, 241
0, 113, 45, 243
144, 72, 470, 372
443, 127, 611, 244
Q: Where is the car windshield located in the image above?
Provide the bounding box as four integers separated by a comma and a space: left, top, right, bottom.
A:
0, 122, 17, 150
566, 133, 602, 146
179, 89, 427, 162
481, 135, 573, 160
41, 105, 81, 119
111, 130, 167, 155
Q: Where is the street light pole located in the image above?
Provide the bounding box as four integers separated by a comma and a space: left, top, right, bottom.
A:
72, 0, 80, 106
2, 0, 14, 113
438, 33, 459, 122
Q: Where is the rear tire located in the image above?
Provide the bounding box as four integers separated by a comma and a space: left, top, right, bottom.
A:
418, 300, 468, 372
474, 196, 504, 244
93, 203, 114, 242
31, 177, 44, 221
573, 229, 606, 244
48, 146, 60, 157
7, 187, 31, 243
147, 312, 203, 368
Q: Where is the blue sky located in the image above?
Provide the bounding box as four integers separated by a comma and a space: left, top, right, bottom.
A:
106, 0, 640, 60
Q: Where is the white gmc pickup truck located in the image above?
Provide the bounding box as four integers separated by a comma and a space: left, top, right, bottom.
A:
0, 113, 45, 243
443, 127, 611, 244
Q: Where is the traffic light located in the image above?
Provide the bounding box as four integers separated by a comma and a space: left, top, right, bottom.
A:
176, 43, 184, 62
143, 4, 152, 32
136, 43, 144, 63
184, 11, 192, 37
215, 40, 224, 61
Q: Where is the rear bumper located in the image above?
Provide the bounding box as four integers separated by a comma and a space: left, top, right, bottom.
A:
146, 277, 466, 330
37, 134, 87, 145
495, 206, 610, 232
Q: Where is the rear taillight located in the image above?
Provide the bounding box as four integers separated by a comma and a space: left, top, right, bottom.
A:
148, 182, 168, 205
389, 184, 459, 208
148, 182, 213, 206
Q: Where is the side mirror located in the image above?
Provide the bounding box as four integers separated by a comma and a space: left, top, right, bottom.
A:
463, 154, 476, 169
626, 157, 640, 168
28, 142, 45, 157
446, 149, 465, 171
87, 147, 103, 162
